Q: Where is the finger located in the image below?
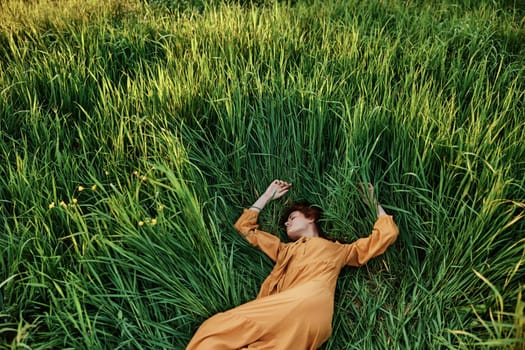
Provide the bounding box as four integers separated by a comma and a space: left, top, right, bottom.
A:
276, 180, 291, 188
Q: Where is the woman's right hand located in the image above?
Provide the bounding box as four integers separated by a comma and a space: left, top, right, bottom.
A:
249, 179, 292, 212
264, 180, 292, 201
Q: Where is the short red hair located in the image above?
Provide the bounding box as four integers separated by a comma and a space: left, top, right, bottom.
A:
281, 202, 323, 236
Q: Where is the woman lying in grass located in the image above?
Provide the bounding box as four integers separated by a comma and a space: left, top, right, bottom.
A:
187, 179, 399, 350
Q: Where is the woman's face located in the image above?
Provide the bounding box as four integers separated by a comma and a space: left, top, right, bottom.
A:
285, 210, 314, 240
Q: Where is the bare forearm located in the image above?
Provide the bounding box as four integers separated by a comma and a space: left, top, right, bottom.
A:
249, 193, 273, 212
376, 202, 387, 217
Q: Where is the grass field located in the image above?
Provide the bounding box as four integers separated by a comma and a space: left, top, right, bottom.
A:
1, 0, 524, 348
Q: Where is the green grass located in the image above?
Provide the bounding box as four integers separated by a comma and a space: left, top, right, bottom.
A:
1, 0, 524, 348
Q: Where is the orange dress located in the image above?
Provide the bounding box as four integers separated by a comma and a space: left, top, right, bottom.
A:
187, 209, 399, 350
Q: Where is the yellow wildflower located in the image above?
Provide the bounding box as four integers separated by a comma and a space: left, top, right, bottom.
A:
78, 186, 85, 192
141, 175, 147, 181
138, 221, 144, 227
91, 184, 97, 191
72, 198, 78, 204
158, 204, 164, 212
151, 218, 157, 225
48, 202, 55, 209
59, 201, 67, 208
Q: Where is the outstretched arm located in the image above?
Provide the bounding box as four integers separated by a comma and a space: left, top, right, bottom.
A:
233, 179, 291, 261
344, 183, 398, 266
249, 179, 292, 212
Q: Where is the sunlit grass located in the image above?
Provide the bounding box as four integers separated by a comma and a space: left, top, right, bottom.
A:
1, 0, 524, 348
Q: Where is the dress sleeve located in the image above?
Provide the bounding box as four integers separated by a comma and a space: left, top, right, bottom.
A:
233, 209, 282, 262
343, 215, 399, 266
